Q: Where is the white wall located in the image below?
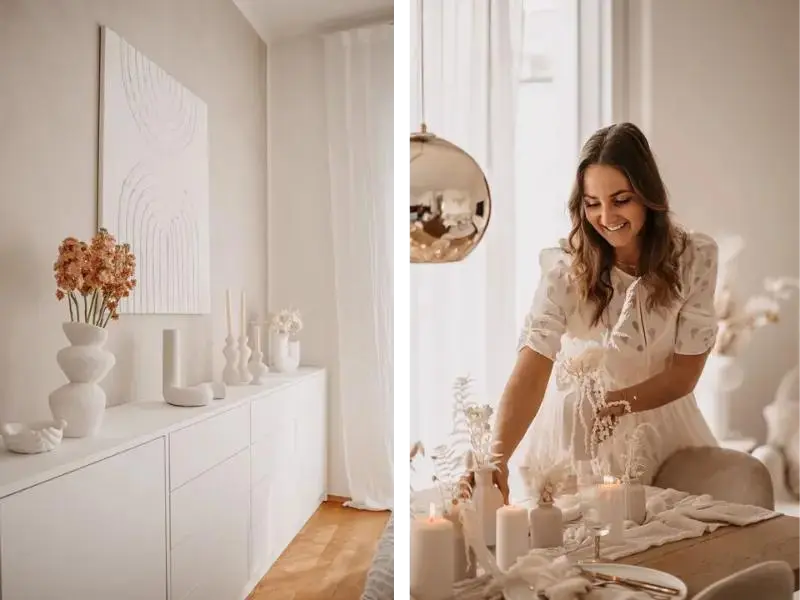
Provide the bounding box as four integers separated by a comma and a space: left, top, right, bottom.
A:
266, 36, 349, 497
0, 0, 268, 423
624, 0, 799, 441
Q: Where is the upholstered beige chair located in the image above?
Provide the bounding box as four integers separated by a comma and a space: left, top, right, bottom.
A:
652, 446, 775, 510
693, 560, 795, 600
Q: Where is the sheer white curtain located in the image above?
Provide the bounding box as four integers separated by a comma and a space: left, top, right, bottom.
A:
323, 24, 394, 510
409, 0, 523, 488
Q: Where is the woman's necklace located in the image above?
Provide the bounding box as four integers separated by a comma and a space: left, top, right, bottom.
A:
614, 259, 639, 276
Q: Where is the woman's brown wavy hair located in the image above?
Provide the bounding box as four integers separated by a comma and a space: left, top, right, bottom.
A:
566, 122, 687, 326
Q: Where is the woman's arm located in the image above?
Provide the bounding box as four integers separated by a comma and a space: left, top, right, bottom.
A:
492, 347, 554, 464
484, 347, 554, 502
602, 351, 709, 415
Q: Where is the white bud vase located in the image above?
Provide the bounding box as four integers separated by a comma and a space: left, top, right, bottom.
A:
472, 467, 504, 546
623, 479, 647, 525
49, 322, 115, 438
529, 499, 563, 549
273, 332, 299, 373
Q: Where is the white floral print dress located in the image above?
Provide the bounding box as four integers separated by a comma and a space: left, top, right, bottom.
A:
517, 232, 719, 484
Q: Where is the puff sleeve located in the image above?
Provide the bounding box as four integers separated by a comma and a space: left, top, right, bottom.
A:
675, 233, 719, 355
517, 249, 576, 361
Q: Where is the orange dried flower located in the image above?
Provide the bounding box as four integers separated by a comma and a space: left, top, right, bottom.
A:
54, 228, 137, 328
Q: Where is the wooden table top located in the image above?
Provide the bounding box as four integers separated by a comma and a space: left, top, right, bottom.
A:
618, 514, 800, 598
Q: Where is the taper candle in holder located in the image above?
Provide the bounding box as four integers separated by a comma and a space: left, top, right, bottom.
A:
249, 323, 269, 384
222, 289, 240, 385
238, 291, 252, 384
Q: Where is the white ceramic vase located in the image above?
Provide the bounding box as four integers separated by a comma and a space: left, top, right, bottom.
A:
273, 332, 299, 373
472, 467, 504, 546
529, 500, 563, 549
695, 355, 744, 440
623, 479, 647, 525
49, 322, 115, 438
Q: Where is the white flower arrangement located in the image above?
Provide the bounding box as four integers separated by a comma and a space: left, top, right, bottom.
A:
268, 308, 303, 338
619, 422, 660, 483
556, 342, 631, 462
427, 376, 502, 511
713, 234, 798, 356
520, 455, 572, 505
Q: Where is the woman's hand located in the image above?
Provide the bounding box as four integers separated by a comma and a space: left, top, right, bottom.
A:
458, 462, 511, 505
596, 403, 627, 420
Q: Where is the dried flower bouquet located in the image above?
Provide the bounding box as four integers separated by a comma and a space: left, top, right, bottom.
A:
53, 228, 136, 328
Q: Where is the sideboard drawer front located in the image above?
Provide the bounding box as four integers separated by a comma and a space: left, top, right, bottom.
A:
170, 448, 250, 549
169, 404, 250, 490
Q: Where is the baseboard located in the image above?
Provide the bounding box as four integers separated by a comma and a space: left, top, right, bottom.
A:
326, 494, 351, 504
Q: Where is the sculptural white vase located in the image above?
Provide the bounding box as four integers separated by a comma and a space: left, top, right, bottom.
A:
49, 322, 115, 438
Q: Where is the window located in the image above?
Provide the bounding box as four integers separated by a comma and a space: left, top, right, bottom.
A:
410, 0, 619, 496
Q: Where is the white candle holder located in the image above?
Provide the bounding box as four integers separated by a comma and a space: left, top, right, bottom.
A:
238, 335, 252, 384
222, 335, 240, 385
249, 349, 269, 384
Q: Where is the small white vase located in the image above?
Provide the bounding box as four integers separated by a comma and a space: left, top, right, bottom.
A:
529, 500, 563, 549
289, 339, 301, 368
472, 467, 504, 546
49, 322, 115, 438
273, 333, 299, 373
623, 479, 647, 525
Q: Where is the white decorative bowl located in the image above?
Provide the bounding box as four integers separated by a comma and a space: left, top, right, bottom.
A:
0, 419, 67, 454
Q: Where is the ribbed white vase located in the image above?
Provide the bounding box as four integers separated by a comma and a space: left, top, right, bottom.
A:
49, 322, 115, 438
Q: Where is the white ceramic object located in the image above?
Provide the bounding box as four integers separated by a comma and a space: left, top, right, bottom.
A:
529, 501, 563, 549
289, 340, 301, 367
162, 330, 212, 407
165, 384, 213, 407
503, 563, 687, 600
623, 479, 647, 525
249, 351, 269, 385
0, 419, 67, 454
273, 333, 299, 373
696, 355, 743, 440
472, 467, 504, 546
222, 334, 240, 385
210, 381, 226, 399
49, 322, 115, 438
238, 335, 252, 384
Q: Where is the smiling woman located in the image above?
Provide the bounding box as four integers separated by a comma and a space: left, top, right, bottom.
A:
487, 121, 722, 495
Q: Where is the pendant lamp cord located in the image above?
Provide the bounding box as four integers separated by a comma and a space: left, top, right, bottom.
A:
418, 0, 427, 132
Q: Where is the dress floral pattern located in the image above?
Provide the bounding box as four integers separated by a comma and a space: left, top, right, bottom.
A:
517, 232, 720, 484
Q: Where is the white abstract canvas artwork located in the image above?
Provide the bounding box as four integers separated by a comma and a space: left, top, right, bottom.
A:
98, 26, 210, 314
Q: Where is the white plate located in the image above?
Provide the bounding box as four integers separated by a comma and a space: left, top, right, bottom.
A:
503, 563, 687, 599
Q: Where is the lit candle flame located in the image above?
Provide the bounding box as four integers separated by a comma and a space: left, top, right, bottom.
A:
428, 502, 437, 521
603, 475, 618, 484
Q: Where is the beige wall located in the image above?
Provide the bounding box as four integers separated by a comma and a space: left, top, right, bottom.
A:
626, 0, 799, 440
0, 0, 268, 422
266, 35, 350, 497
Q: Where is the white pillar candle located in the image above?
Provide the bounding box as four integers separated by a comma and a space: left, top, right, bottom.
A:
240, 291, 247, 338
410, 503, 454, 600
598, 476, 625, 544
495, 504, 530, 571
225, 290, 232, 337
254, 324, 261, 354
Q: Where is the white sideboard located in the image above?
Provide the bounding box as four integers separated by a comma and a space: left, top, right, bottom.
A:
0, 367, 327, 600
